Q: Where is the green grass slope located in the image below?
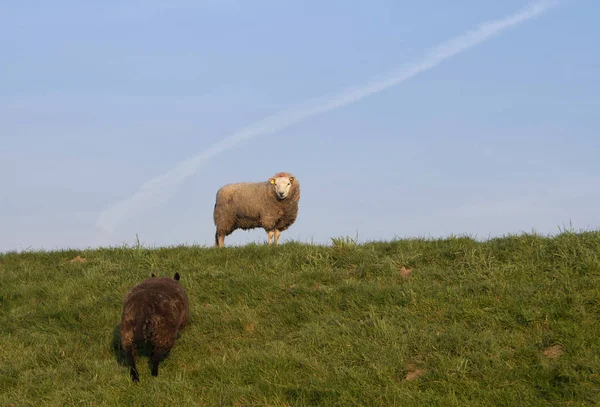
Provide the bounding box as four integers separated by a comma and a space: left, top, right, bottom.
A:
1, 231, 599, 406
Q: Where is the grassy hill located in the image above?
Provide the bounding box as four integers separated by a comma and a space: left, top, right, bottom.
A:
1, 231, 599, 406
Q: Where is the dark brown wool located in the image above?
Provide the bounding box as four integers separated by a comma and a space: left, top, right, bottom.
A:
119, 272, 189, 382
213, 172, 300, 247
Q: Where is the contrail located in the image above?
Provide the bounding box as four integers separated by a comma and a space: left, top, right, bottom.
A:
96, 0, 560, 238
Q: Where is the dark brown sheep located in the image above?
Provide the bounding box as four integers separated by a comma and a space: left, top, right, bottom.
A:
119, 272, 189, 382
213, 172, 300, 247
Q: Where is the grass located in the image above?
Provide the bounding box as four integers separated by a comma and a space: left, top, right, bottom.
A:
1, 230, 599, 406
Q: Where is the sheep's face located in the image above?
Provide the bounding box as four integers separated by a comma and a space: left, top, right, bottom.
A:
270, 176, 294, 200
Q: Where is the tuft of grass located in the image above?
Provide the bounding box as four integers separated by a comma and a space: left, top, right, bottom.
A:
1, 231, 600, 405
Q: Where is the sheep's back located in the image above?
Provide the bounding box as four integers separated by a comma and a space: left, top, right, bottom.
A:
215, 182, 274, 216
121, 279, 189, 332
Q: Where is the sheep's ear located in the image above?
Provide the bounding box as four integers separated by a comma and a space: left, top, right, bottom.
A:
289, 176, 294, 183
269, 178, 275, 185
174, 272, 180, 281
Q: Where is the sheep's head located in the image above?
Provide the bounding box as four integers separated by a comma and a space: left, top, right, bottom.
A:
269, 174, 295, 200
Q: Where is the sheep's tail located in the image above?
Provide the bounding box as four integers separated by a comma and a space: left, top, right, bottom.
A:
213, 199, 222, 247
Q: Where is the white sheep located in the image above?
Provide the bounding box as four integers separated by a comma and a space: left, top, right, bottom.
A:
213, 172, 300, 247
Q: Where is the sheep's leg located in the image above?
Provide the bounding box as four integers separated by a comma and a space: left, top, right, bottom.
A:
124, 346, 139, 382
267, 230, 274, 245
150, 348, 168, 377
274, 229, 281, 245
215, 232, 225, 248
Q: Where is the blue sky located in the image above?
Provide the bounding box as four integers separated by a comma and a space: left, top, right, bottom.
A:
1, 0, 599, 252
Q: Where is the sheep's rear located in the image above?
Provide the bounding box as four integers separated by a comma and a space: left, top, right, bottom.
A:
119, 273, 189, 382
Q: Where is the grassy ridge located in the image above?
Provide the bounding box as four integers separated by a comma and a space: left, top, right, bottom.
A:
1, 231, 599, 406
